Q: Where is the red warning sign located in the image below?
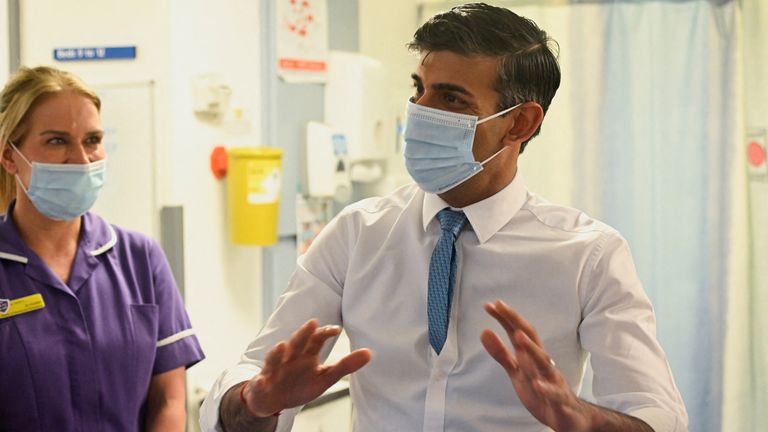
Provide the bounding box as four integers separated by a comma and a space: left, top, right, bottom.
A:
277, 0, 328, 83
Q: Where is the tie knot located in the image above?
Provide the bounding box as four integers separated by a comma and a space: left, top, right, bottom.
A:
437, 209, 468, 238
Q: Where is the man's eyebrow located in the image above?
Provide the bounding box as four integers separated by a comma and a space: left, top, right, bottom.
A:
433, 83, 473, 97
410, 73, 474, 97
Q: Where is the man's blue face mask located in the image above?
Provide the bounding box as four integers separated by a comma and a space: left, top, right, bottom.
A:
403, 100, 522, 194
11, 144, 107, 221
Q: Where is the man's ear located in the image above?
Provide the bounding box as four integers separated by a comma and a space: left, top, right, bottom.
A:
503, 102, 544, 145
1, 145, 18, 174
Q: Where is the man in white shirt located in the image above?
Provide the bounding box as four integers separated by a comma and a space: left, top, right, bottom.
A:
200, 3, 688, 431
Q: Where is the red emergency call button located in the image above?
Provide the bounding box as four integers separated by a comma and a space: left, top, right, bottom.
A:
210, 145, 228, 179
748, 141, 766, 167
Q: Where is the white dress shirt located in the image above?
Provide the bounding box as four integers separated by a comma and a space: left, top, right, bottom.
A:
200, 175, 688, 432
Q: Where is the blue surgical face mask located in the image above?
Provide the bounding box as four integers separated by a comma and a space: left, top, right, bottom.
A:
11, 144, 107, 221
403, 100, 522, 194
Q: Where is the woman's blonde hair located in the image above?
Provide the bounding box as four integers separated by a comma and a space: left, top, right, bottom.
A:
0, 66, 100, 209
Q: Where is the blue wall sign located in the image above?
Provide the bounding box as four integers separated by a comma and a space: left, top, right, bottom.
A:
54, 46, 136, 62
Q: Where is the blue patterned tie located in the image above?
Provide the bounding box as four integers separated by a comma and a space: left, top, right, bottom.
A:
428, 209, 469, 354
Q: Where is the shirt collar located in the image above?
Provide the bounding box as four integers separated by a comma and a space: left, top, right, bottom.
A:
0, 200, 29, 264
422, 174, 528, 244
0, 200, 118, 264
79, 211, 118, 257
0, 200, 32, 262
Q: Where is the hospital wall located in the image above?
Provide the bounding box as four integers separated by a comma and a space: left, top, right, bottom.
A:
12, 1, 765, 432
19, 0, 266, 424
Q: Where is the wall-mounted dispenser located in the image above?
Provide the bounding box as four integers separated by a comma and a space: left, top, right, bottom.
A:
324, 51, 394, 162
305, 121, 352, 203
192, 74, 232, 119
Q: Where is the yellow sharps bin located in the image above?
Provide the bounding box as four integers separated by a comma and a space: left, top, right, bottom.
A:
227, 147, 283, 245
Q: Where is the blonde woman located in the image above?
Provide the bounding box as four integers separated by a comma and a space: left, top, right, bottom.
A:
0, 66, 204, 431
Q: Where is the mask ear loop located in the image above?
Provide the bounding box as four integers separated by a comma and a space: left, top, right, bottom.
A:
476, 103, 524, 166
476, 102, 524, 125
9, 142, 32, 167
9, 143, 33, 195
480, 146, 509, 166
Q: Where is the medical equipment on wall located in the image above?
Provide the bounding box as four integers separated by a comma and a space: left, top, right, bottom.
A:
324, 51, 393, 182
305, 121, 352, 203
192, 74, 232, 119
296, 194, 334, 255
226, 147, 283, 245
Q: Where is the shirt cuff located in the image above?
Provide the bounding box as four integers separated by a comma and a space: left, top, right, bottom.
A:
629, 406, 687, 432
199, 364, 259, 432
198, 364, 303, 432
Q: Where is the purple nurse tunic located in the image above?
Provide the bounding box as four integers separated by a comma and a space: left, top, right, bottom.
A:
0, 202, 204, 431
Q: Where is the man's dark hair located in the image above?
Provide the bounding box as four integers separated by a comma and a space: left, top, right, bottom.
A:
408, 2, 561, 153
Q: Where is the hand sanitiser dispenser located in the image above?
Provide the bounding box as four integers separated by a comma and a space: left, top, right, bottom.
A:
324, 51, 394, 162
305, 121, 352, 203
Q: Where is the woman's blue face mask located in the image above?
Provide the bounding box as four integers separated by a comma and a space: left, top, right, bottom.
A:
403, 100, 521, 194
11, 144, 106, 220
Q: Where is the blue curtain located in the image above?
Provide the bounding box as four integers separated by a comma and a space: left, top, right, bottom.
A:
569, 2, 738, 431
